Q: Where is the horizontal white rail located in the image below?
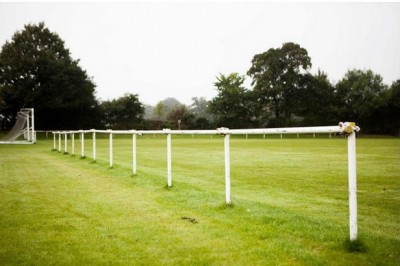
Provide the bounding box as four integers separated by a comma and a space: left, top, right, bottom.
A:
52, 125, 345, 136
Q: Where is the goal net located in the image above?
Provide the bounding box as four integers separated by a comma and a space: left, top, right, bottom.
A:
0, 108, 35, 144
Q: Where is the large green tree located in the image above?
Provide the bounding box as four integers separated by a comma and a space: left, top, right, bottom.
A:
386, 80, 400, 135
166, 104, 195, 130
296, 70, 337, 126
208, 73, 255, 129
190, 97, 212, 120
190, 97, 212, 129
0, 22, 99, 129
247, 42, 311, 126
100, 93, 144, 130
366, 79, 400, 135
335, 69, 387, 131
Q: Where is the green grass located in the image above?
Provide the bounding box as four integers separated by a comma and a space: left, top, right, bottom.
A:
0, 135, 399, 265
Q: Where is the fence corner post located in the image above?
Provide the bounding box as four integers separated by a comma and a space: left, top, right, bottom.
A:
341, 121, 360, 242
224, 133, 231, 205
348, 130, 358, 241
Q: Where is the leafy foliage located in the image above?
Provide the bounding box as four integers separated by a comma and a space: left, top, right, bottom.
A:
208, 43, 398, 134
335, 69, 389, 133
208, 73, 255, 129
248, 42, 311, 126
336, 70, 387, 121
296, 71, 337, 126
166, 104, 195, 130
366, 79, 400, 135
0, 22, 100, 129
100, 93, 144, 129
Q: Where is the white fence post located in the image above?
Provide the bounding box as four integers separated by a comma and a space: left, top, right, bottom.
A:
224, 133, 231, 205
64, 133, 68, 153
92, 131, 96, 161
133, 133, 137, 175
71, 133, 75, 155
53, 133, 56, 150
58, 133, 61, 152
167, 133, 172, 188
81, 132, 85, 158
348, 131, 358, 241
109, 132, 113, 168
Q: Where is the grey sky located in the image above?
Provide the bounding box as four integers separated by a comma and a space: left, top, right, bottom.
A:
0, 2, 399, 106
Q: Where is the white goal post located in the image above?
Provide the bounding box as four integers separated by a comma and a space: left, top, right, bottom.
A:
0, 108, 35, 144
52, 122, 360, 241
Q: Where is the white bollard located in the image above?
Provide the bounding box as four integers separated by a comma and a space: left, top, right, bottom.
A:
93, 131, 96, 161
224, 134, 231, 204
348, 131, 358, 241
167, 133, 172, 187
71, 134, 75, 155
64, 134, 68, 153
109, 132, 113, 168
53, 133, 56, 150
132, 134, 137, 175
81, 132, 85, 158
58, 133, 61, 152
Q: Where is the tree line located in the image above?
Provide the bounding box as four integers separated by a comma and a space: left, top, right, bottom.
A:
0, 23, 398, 135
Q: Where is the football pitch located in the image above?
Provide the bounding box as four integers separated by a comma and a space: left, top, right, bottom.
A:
0, 135, 399, 265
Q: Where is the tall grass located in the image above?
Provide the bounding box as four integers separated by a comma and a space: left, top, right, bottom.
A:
0, 135, 399, 265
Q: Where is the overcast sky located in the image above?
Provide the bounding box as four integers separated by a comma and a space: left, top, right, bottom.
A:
0, 2, 399, 106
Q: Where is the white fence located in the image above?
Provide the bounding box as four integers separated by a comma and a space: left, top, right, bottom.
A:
52, 122, 360, 241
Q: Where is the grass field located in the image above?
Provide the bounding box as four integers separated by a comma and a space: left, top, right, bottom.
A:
0, 134, 399, 265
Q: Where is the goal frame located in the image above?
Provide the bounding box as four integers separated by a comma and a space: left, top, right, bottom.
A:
0, 108, 35, 144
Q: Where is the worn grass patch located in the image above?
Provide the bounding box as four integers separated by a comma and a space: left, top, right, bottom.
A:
0, 136, 399, 265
